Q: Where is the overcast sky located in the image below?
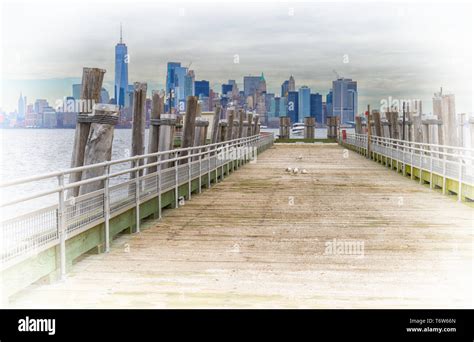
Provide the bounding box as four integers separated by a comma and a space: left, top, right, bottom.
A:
1, 0, 472, 113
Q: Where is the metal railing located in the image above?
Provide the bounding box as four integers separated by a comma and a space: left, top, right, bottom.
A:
341, 132, 474, 201
0, 133, 274, 274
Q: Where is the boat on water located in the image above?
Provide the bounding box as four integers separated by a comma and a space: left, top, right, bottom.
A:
291, 123, 305, 135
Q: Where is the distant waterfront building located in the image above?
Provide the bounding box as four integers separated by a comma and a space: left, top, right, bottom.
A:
243, 75, 261, 98
114, 25, 129, 108
100, 88, 110, 104
17, 92, 26, 120
310, 93, 323, 124
332, 78, 357, 124
42, 107, 57, 128
184, 69, 195, 98
195, 80, 210, 98
72, 84, 82, 100
34, 99, 49, 114
298, 86, 311, 118
288, 75, 296, 92
287, 91, 299, 123
222, 83, 233, 97
281, 80, 290, 98
326, 90, 333, 117
166, 62, 181, 111
174, 66, 188, 111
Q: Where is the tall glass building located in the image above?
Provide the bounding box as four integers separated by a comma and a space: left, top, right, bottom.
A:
298, 86, 311, 118
195, 80, 210, 98
332, 78, 357, 124
166, 62, 181, 111
287, 91, 299, 123
310, 93, 323, 124
114, 26, 129, 108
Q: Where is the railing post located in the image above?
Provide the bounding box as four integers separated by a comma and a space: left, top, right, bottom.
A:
104, 164, 110, 253
198, 147, 202, 194
429, 146, 434, 189
157, 154, 162, 219
135, 159, 140, 233
458, 160, 463, 202
207, 146, 211, 188
410, 143, 414, 180
174, 151, 179, 208
57, 174, 66, 280
442, 151, 446, 195
188, 148, 192, 200
221, 143, 225, 180
419, 145, 423, 184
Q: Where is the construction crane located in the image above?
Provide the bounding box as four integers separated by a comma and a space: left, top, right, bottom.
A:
333, 69, 341, 79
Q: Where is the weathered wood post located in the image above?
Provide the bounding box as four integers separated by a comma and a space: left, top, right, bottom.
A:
373, 110, 382, 137
355, 116, 362, 134
180, 96, 198, 164
252, 115, 259, 136
68, 67, 105, 198
304, 117, 315, 139
247, 113, 253, 137
279, 116, 290, 139
130, 82, 147, 179
211, 106, 221, 144
218, 121, 228, 142
413, 114, 423, 143
158, 113, 177, 169
226, 110, 235, 141
79, 104, 119, 195
146, 91, 163, 175
238, 109, 244, 138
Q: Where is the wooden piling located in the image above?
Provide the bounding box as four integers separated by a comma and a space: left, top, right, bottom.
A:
304, 117, 315, 139
247, 113, 253, 137
68, 67, 105, 198
146, 91, 163, 175
238, 109, 244, 138
226, 110, 235, 141
373, 111, 382, 137
79, 104, 119, 195
252, 115, 259, 136
211, 106, 221, 144
279, 116, 290, 139
180, 96, 198, 163
131, 82, 147, 178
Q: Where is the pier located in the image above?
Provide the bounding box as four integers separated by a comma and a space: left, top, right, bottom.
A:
2, 134, 473, 308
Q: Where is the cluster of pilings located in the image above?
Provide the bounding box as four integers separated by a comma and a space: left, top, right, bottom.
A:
355, 107, 470, 147
67, 67, 261, 197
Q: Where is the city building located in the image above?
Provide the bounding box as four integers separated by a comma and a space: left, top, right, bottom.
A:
100, 88, 110, 104
17, 92, 26, 120
72, 84, 82, 100
298, 86, 311, 118
332, 78, 357, 124
34, 99, 49, 115
281, 80, 290, 98
114, 24, 129, 108
326, 90, 333, 117
288, 75, 296, 92
166, 62, 181, 111
287, 91, 299, 123
195, 80, 210, 98
243, 75, 261, 99
310, 93, 323, 124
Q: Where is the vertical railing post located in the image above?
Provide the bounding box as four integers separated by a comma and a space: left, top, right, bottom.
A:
419, 145, 423, 184
198, 147, 202, 194
188, 148, 192, 200
57, 174, 66, 280
410, 142, 414, 180
429, 145, 434, 189
442, 149, 446, 195
157, 154, 162, 219
207, 146, 211, 188
104, 164, 110, 253
174, 151, 179, 208
135, 158, 140, 233
458, 159, 463, 202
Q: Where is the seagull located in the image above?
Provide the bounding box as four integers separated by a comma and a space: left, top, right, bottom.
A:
297, 155, 303, 160
301, 169, 308, 174
286, 167, 293, 172
293, 168, 299, 174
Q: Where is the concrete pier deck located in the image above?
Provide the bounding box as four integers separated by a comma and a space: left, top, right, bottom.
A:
10, 144, 473, 308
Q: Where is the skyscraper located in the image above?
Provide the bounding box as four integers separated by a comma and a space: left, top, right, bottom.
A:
332, 78, 357, 124
310, 93, 323, 124
18, 92, 26, 119
72, 84, 81, 100
287, 91, 299, 123
288, 75, 296, 92
326, 90, 333, 117
174, 65, 188, 111
281, 80, 290, 98
195, 80, 210, 98
166, 62, 181, 111
114, 24, 129, 108
298, 86, 311, 118
243, 76, 261, 98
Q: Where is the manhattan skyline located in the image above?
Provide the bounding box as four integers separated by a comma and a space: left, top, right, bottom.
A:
1, 1, 472, 113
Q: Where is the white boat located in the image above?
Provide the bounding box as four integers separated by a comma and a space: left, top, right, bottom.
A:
291, 123, 305, 135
